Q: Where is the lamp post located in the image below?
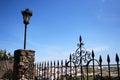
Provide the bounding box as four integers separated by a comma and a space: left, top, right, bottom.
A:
13, 9, 34, 80
22, 9, 32, 49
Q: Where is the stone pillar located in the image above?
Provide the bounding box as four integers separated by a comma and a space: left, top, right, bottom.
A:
13, 49, 35, 80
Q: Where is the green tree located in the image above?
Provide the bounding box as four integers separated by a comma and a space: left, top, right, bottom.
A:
0, 50, 5, 60
0, 49, 11, 60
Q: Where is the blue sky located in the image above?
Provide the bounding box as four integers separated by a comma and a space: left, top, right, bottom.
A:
0, 0, 120, 64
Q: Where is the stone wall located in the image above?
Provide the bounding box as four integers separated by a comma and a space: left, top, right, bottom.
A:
13, 49, 35, 80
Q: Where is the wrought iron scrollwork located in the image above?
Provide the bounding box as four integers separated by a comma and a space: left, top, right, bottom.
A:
71, 36, 92, 66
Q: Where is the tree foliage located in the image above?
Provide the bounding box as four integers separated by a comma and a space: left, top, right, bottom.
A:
0, 50, 5, 60
0, 49, 11, 60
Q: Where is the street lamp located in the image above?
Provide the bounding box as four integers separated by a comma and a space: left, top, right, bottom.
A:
22, 8, 32, 49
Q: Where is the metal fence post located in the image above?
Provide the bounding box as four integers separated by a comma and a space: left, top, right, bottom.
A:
92, 50, 95, 79
107, 55, 111, 80
99, 55, 102, 80
116, 53, 119, 80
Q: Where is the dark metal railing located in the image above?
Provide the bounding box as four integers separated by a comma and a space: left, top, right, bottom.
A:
35, 36, 120, 80
35, 53, 120, 80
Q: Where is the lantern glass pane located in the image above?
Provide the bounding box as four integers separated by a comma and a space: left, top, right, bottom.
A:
23, 14, 30, 24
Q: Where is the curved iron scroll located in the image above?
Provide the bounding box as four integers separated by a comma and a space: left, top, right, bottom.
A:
71, 36, 92, 66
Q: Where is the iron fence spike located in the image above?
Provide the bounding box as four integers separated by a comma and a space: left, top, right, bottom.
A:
99, 55, 102, 63
51, 61, 52, 66
61, 60, 63, 65
92, 50, 95, 58
116, 53, 119, 63
70, 54, 72, 61
80, 35, 82, 42
107, 55, 110, 63
57, 60, 59, 65
54, 61, 55, 65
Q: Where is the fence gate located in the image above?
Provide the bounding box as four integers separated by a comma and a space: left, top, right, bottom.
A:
35, 36, 120, 80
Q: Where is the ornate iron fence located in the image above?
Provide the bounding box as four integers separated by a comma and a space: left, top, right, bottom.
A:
35, 36, 120, 80
35, 53, 120, 80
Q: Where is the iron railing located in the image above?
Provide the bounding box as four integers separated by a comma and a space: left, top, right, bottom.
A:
35, 53, 120, 80
35, 36, 120, 80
